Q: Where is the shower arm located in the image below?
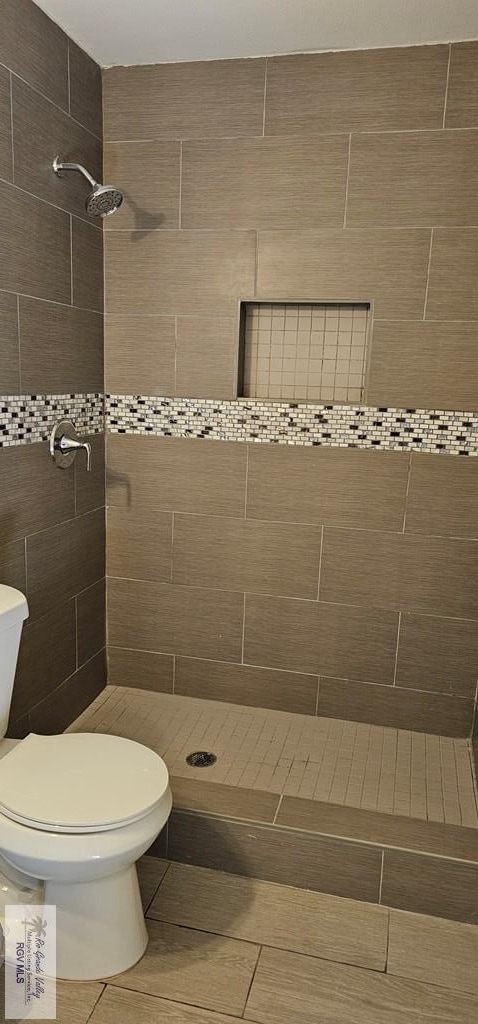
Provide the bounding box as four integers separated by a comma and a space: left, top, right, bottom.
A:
52, 156, 98, 188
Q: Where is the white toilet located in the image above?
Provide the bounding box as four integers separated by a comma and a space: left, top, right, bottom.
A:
0, 584, 172, 981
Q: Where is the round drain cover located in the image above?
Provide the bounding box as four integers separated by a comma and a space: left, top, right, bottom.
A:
186, 751, 217, 768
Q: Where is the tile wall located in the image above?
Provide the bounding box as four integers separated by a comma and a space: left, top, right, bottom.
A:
0, 0, 106, 735
103, 42, 478, 741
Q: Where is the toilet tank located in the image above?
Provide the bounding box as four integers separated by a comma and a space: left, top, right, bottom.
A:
0, 586, 29, 738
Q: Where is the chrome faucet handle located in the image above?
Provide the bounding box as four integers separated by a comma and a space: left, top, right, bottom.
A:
50, 420, 92, 472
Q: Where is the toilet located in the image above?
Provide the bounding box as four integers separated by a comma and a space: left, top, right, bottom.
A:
0, 584, 172, 981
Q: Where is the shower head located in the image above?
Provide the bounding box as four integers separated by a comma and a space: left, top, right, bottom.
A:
85, 183, 124, 218
53, 156, 123, 218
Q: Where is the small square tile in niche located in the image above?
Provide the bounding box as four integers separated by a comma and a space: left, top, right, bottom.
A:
240, 302, 370, 404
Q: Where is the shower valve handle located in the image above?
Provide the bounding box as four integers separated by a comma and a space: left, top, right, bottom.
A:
50, 420, 92, 472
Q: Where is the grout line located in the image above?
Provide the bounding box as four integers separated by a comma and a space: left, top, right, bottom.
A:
244, 443, 249, 517
69, 214, 74, 305
273, 794, 283, 824
8, 71, 14, 182
316, 525, 324, 601
67, 41, 71, 116
84, 984, 106, 1023
261, 58, 268, 137
178, 142, 183, 228
315, 677, 320, 716
15, 294, 22, 392
170, 511, 175, 583
241, 592, 247, 665
392, 612, 402, 687
23, 537, 28, 594
172, 655, 176, 694
442, 44, 452, 129
342, 133, 352, 228
401, 452, 412, 533
74, 595, 79, 669
378, 849, 385, 903
422, 229, 434, 320
95, 125, 478, 147
242, 944, 263, 1016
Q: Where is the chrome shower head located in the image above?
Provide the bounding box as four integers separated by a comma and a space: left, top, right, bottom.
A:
53, 156, 123, 218
86, 184, 123, 217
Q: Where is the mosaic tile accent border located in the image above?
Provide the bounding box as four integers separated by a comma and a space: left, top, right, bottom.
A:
0, 394, 104, 447
106, 394, 478, 457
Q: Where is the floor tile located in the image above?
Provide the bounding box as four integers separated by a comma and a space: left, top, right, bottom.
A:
91, 986, 243, 1023
108, 918, 259, 1016
70, 687, 478, 829
244, 946, 478, 1024
388, 910, 478, 995
0, 971, 104, 1024
149, 862, 388, 970
137, 856, 170, 911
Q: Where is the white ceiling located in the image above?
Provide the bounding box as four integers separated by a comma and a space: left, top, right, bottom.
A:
36, 0, 478, 67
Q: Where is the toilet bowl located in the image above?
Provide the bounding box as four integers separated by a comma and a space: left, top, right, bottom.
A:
0, 731, 172, 980
0, 585, 173, 979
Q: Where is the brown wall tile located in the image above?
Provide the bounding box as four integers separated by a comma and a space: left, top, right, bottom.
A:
107, 435, 247, 517
11, 600, 76, 721
445, 42, 478, 128
247, 445, 409, 530
0, 179, 71, 302
168, 811, 382, 903
256, 228, 430, 319
105, 315, 175, 395
107, 507, 173, 582
12, 78, 102, 221
103, 58, 266, 141
0, 441, 74, 542
0, 0, 68, 109
72, 218, 103, 312
381, 849, 478, 924
318, 677, 473, 737
19, 298, 103, 393
0, 66, 12, 181
426, 229, 478, 320
172, 513, 321, 599
105, 229, 255, 316
396, 613, 478, 697
176, 317, 238, 399
0, 537, 26, 593
170, 778, 280, 823
0, 291, 20, 392
367, 320, 478, 411
347, 130, 478, 227
26, 508, 105, 621
29, 650, 106, 735
406, 454, 478, 538
104, 141, 180, 230
68, 40, 103, 138
320, 528, 478, 619
265, 46, 448, 135
175, 657, 318, 714
77, 579, 106, 666
108, 577, 243, 661
107, 647, 174, 692
244, 594, 398, 682
181, 135, 348, 230
276, 796, 478, 862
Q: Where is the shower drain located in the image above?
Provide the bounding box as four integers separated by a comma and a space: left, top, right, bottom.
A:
186, 751, 217, 768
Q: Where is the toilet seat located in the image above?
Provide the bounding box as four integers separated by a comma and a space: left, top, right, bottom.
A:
0, 732, 169, 833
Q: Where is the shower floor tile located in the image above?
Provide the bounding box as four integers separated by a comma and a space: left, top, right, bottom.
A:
68, 685, 478, 829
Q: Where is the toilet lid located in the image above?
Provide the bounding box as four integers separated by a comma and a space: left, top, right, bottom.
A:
0, 733, 169, 833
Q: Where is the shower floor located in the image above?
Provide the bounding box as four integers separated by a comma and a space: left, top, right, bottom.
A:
69, 685, 478, 829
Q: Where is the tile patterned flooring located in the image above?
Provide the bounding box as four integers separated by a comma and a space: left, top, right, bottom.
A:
5, 857, 476, 1023
69, 686, 478, 828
